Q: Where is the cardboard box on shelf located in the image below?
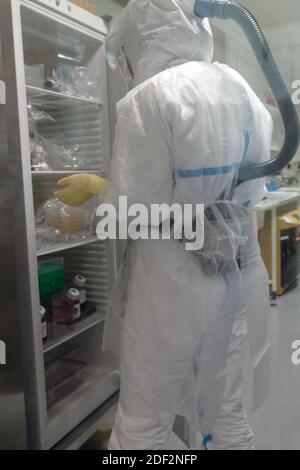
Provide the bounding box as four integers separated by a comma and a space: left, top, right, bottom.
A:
71, 0, 97, 15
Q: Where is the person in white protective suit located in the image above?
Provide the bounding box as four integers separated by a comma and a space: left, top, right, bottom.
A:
55, 0, 273, 450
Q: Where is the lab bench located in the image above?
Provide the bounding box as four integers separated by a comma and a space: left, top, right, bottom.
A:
253, 189, 300, 300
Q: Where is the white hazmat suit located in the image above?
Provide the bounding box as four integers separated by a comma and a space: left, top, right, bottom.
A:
105, 0, 273, 450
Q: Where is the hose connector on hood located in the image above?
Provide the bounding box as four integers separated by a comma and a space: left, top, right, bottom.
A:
194, 0, 227, 19
194, 0, 300, 184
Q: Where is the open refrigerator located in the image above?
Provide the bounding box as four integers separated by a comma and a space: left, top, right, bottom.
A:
0, 0, 121, 449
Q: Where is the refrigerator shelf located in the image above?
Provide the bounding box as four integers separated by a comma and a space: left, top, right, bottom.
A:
26, 85, 102, 109
32, 170, 105, 177
43, 310, 106, 354
47, 365, 120, 449
46, 357, 88, 404
37, 235, 100, 257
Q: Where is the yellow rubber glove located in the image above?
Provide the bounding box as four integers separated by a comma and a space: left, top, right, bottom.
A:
55, 174, 110, 207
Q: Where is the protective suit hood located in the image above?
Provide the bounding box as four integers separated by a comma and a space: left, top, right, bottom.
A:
107, 0, 214, 87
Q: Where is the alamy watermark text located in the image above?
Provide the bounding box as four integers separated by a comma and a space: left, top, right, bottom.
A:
292, 80, 300, 105
96, 197, 205, 251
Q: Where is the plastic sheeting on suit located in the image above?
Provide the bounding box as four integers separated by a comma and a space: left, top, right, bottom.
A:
103, 0, 273, 450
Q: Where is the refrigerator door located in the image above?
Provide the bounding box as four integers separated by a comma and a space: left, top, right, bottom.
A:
0, 0, 28, 450
1, 0, 119, 449
15, 0, 118, 449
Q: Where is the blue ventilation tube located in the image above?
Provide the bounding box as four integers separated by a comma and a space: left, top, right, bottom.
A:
194, 0, 300, 184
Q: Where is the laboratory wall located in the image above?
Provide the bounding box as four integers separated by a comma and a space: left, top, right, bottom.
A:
93, 0, 126, 17
92, 0, 300, 165
212, 0, 300, 162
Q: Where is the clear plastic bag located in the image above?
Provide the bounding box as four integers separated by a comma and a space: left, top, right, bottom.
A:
44, 65, 101, 100
28, 96, 100, 171
44, 137, 81, 170
28, 104, 55, 171
30, 135, 51, 172
35, 198, 94, 250
28, 104, 80, 170
182, 201, 249, 277
31, 132, 81, 171
28, 103, 55, 134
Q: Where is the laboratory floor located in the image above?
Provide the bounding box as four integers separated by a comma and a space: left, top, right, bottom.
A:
252, 281, 300, 450
81, 284, 300, 452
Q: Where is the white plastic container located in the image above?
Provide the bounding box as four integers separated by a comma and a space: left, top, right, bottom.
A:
73, 275, 87, 310
40, 306, 48, 344
66, 288, 81, 321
